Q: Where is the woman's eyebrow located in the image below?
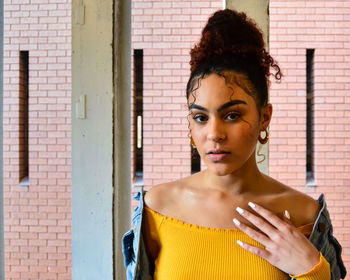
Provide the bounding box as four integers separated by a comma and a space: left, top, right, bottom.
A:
188, 100, 247, 112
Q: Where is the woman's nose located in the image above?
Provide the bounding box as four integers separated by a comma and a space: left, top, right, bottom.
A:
207, 119, 226, 142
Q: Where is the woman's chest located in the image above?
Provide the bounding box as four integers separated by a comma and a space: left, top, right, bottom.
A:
154, 226, 289, 280
167, 194, 281, 230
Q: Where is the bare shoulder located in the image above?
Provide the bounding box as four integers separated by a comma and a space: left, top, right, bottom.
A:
144, 181, 180, 213
263, 176, 321, 226
286, 188, 321, 225
274, 183, 321, 226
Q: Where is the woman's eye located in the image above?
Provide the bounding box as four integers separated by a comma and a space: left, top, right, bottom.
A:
193, 115, 208, 123
226, 113, 240, 121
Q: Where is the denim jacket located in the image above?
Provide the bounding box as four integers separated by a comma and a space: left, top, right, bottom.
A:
122, 190, 347, 280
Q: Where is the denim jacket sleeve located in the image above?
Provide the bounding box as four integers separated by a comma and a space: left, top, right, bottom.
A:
122, 190, 153, 280
290, 194, 346, 280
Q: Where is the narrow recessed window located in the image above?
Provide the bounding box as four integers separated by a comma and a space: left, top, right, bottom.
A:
19, 51, 29, 186
133, 49, 143, 187
306, 49, 316, 186
191, 147, 201, 174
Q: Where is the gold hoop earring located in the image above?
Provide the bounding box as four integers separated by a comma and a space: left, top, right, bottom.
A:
190, 135, 196, 148
258, 129, 269, 144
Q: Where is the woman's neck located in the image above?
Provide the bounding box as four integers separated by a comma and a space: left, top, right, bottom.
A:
202, 155, 265, 196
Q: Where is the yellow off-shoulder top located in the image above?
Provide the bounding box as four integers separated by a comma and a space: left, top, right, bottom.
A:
142, 206, 330, 280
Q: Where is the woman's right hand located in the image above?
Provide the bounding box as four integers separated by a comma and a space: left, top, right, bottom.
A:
234, 202, 328, 277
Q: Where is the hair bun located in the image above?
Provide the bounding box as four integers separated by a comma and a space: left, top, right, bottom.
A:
190, 9, 281, 83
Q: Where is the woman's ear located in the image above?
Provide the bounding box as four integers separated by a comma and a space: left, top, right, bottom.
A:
260, 103, 273, 130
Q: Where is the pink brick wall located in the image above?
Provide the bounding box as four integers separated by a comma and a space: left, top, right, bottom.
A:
269, 0, 350, 275
3, 0, 72, 279
131, 0, 223, 192
2, 0, 349, 278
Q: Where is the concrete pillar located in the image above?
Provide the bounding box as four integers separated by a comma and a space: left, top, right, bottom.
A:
225, 0, 270, 174
71, 0, 131, 279
113, 0, 131, 279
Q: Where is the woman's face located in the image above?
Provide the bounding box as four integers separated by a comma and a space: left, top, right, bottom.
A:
188, 72, 271, 176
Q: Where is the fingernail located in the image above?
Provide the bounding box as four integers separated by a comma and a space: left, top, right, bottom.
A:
236, 207, 244, 214
233, 218, 240, 226
248, 202, 256, 208
284, 210, 290, 219
237, 240, 244, 247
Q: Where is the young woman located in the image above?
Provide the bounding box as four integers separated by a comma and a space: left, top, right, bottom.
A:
122, 9, 346, 280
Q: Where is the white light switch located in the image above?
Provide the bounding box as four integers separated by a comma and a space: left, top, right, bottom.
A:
75, 94, 86, 119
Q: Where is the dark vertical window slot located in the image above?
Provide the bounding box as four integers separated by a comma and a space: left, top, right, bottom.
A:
191, 146, 201, 174
19, 51, 29, 186
306, 49, 316, 186
134, 49, 143, 187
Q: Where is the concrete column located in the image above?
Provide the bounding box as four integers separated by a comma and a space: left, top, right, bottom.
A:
72, 0, 131, 278
71, 0, 114, 279
225, 0, 270, 174
0, 0, 4, 279
113, 0, 131, 279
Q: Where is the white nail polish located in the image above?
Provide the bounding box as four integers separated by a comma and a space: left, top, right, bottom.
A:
248, 202, 256, 208
236, 207, 244, 214
233, 218, 240, 226
237, 240, 244, 247
284, 210, 290, 219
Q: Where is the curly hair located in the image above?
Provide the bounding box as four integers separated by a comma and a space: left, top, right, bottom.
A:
186, 9, 282, 109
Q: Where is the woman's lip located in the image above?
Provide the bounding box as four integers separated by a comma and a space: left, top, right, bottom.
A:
207, 153, 230, 161
207, 149, 230, 154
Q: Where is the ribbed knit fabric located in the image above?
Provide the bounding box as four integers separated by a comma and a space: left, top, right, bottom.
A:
142, 206, 330, 280
290, 252, 330, 280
